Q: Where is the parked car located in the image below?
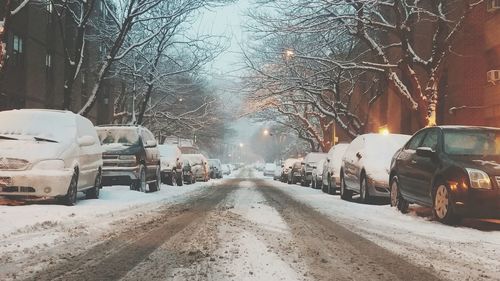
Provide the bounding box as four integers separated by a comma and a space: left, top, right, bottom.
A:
390, 126, 500, 224
158, 144, 183, 186
288, 161, 303, 184
96, 125, 161, 193
322, 143, 349, 194
340, 133, 410, 203
300, 152, 327, 186
181, 157, 196, 184
263, 163, 277, 177
311, 158, 326, 189
274, 165, 282, 180
0, 109, 103, 205
208, 159, 223, 179
222, 164, 231, 175
281, 158, 298, 182
182, 154, 209, 181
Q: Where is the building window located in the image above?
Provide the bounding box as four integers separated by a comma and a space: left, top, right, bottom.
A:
487, 0, 500, 12
45, 54, 52, 67
13, 35, 23, 54
46, 1, 53, 13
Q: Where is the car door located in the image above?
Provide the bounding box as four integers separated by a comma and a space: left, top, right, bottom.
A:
344, 136, 364, 190
411, 128, 440, 205
396, 130, 427, 200
76, 116, 101, 189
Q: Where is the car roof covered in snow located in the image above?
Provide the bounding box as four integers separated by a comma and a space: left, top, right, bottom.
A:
304, 152, 327, 163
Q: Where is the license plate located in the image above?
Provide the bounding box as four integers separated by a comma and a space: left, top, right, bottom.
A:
0, 177, 11, 187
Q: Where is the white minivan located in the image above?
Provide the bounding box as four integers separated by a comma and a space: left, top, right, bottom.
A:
0, 109, 103, 205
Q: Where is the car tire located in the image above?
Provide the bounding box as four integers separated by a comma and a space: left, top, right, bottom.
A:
150, 165, 161, 192
165, 174, 173, 186
359, 175, 371, 203
390, 178, 409, 214
61, 171, 78, 206
134, 165, 147, 192
433, 184, 461, 225
85, 170, 101, 199
340, 173, 352, 200
327, 176, 334, 195
176, 173, 183, 186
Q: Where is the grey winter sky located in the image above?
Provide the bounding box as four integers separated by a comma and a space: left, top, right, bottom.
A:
195, 0, 261, 146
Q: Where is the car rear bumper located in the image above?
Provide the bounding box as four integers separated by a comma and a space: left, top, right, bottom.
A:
102, 166, 140, 186
0, 169, 73, 197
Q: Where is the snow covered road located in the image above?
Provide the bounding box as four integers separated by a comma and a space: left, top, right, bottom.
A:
1, 168, 498, 281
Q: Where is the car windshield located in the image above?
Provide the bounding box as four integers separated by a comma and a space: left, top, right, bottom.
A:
0, 111, 74, 143
97, 128, 139, 146
444, 129, 500, 156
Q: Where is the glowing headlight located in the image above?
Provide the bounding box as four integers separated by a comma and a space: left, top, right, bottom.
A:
119, 155, 136, 161
33, 159, 65, 170
466, 168, 492, 189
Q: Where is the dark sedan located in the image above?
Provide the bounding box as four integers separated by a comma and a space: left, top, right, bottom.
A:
389, 126, 500, 224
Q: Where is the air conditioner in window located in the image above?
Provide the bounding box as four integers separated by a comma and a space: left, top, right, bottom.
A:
487, 0, 500, 12
487, 70, 500, 85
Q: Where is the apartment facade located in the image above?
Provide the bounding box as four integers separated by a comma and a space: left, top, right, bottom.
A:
0, 0, 115, 124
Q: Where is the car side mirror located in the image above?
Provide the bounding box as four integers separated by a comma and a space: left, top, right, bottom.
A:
416, 147, 435, 158
289, 166, 292, 169
145, 140, 157, 147
78, 135, 96, 147
356, 152, 362, 159
327, 159, 331, 163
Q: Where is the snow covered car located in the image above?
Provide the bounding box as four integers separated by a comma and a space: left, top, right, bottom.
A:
222, 164, 231, 175
96, 125, 161, 193
340, 133, 410, 203
180, 157, 196, 184
273, 165, 282, 180
322, 143, 349, 194
208, 159, 223, 179
158, 144, 183, 186
311, 158, 326, 189
182, 154, 209, 182
390, 126, 500, 224
300, 152, 327, 187
281, 158, 298, 182
0, 109, 103, 205
288, 161, 303, 184
263, 163, 276, 177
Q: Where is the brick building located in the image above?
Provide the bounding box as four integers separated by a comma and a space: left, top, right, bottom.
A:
0, 0, 115, 124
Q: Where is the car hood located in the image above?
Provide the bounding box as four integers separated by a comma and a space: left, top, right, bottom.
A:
0, 139, 68, 162
102, 143, 141, 155
447, 155, 500, 174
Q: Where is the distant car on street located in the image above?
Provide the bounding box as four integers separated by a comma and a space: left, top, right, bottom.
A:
340, 133, 410, 203
322, 143, 349, 194
288, 161, 303, 184
263, 163, 277, 177
208, 159, 223, 179
281, 158, 298, 182
0, 109, 103, 205
311, 158, 326, 189
390, 126, 500, 224
158, 144, 183, 186
96, 125, 161, 193
182, 154, 209, 182
300, 152, 327, 186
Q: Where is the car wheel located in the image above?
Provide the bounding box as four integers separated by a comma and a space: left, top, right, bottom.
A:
390, 178, 409, 213
340, 173, 352, 200
360, 175, 371, 203
61, 171, 78, 206
327, 176, 334, 195
85, 170, 101, 199
433, 184, 460, 225
137, 165, 147, 192
176, 173, 183, 186
165, 173, 173, 186
149, 165, 161, 192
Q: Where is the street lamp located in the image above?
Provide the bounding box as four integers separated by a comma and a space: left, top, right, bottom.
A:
239, 142, 244, 148
284, 49, 295, 60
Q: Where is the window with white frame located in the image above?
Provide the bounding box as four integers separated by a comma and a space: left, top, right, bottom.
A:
13, 35, 23, 54
45, 54, 52, 67
487, 0, 500, 11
